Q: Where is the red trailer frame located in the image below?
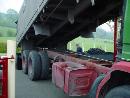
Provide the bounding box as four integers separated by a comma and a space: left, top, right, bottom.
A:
0, 58, 8, 98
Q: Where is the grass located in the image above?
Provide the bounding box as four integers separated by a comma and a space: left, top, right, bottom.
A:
0, 37, 16, 41
0, 53, 6, 55
0, 37, 16, 53
67, 37, 114, 52
0, 41, 7, 53
0, 26, 16, 37
0, 25, 16, 53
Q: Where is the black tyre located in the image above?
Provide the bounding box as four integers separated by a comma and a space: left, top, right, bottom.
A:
28, 51, 41, 81
16, 53, 22, 70
22, 50, 30, 74
105, 85, 130, 98
39, 51, 50, 79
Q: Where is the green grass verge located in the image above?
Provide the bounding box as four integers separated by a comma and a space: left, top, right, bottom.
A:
67, 37, 114, 52
0, 37, 16, 53
0, 37, 16, 41
0, 41, 6, 53
0, 26, 16, 37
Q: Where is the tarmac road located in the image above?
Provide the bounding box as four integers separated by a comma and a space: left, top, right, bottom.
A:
16, 70, 89, 98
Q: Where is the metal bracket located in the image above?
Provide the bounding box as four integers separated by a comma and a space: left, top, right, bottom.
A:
33, 23, 50, 36
76, 0, 80, 3
68, 10, 75, 24
91, 0, 95, 6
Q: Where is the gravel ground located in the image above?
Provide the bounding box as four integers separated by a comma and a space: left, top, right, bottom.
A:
16, 70, 89, 98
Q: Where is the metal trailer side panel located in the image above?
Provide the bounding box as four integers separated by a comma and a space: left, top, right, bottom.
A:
16, 0, 48, 45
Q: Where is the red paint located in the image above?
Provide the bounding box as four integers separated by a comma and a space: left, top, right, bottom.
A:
114, 17, 118, 62
52, 62, 67, 89
64, 66, 98, 96
52, 62, 98, 96
112, 61, 130, 73
96, 61, 130, 98
0, 58, 8, 98
48, 50, 111, 74
80, 61, 110, 74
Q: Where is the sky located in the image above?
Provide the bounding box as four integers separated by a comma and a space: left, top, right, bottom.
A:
99, 22, 114, 32
0, 0, 24, 13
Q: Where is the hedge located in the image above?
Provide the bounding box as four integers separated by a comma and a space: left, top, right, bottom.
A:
0, 42, 7, 53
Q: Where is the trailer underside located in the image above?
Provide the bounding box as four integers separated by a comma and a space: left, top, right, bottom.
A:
38, 0, 122, 48
17, 0, 123, 48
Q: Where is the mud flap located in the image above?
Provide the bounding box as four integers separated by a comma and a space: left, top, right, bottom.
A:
88, 74, 105, 98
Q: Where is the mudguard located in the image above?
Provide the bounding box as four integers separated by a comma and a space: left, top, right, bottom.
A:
96, 61, 130, 98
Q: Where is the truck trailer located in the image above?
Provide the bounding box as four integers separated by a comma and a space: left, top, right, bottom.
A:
16, 0, 130, 98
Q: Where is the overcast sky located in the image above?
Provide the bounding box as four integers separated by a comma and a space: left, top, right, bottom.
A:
0, 0, 24, 13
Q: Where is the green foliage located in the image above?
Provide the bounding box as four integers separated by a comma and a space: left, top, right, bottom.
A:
0, 9, 18, 28
0, 41, 6, 53
6, 9, 18, 15
0, 37, 16, 41
0, 37, 15, 53
0, 9, 18, 37
0, 37, 20, 54
0, 26, 16, 37
16, 47, 21, 53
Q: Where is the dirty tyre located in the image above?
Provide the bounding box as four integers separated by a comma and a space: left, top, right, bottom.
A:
22, 50, 30, 74
28, 51, 41, 81
105, 85, 130, 98
16, 53, 22, 70
39, 51, 50, 79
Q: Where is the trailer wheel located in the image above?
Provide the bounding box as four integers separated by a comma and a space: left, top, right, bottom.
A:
16, 53, 22, 70
39, 51, 50, 79
28, 51, 41, 81
22, 50, 30, 74
105, 85, 130, 98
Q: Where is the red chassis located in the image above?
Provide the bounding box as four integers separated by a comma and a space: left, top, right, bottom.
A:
47, 50, 130, 97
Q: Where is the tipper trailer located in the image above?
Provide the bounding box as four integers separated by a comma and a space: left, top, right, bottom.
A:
16, 0, 130, 98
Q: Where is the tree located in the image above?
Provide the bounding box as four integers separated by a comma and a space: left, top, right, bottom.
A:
7, 9, 18, 15
6, 9, 18, 28
0, 9, 18, 37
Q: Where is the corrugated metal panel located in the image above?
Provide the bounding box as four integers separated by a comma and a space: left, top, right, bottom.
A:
17, 0, 48, 45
